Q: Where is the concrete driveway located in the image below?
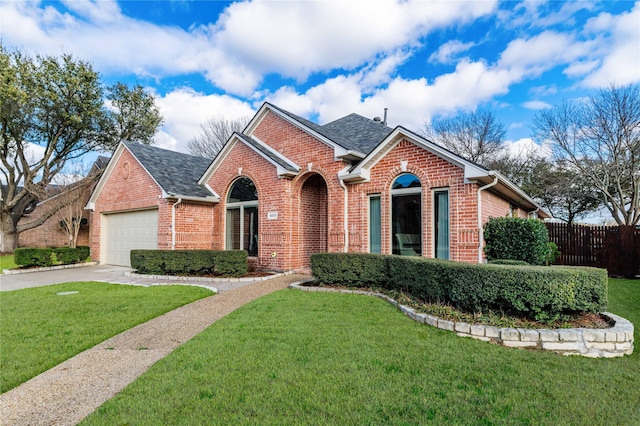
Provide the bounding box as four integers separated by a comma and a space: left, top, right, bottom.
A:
1, 264, 140, 291
0, 263, 290, 293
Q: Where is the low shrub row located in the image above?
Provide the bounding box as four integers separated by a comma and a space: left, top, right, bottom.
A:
14, 246, 90, 267
311, 253, 608, 322
130, 249, 248, 277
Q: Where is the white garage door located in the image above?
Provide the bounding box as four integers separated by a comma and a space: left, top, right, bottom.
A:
103, 209, 158, 266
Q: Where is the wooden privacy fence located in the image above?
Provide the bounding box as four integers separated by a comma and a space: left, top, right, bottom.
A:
546, 223, 640, 277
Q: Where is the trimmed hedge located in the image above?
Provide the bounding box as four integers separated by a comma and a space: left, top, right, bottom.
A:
130, 249, 248, 277
311, 253, 608, 321
14, 248, 54, 267
53, 246, 90, 265
14, 246, 90, 267
484, 217, 550, 265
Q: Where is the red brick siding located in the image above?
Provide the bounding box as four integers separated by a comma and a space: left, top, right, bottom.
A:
207, 111, 349, 269
349, 139, 481, 263
18, 198, 90, 248
300, 173, 328, 263
172, 201, 215, 250
91, 148, 167, 262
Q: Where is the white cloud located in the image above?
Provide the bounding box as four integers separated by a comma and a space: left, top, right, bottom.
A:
0, 0, 498, 95
499, 31, 578, 78
581, 4, 640, 87
529, 84, 557, 97
563, 60, 600, 78
522, 100, 552, 110
60, 0, 122, 24
428, 40, 475, 64
154, 88, 255, 153
504, 137, 552, 159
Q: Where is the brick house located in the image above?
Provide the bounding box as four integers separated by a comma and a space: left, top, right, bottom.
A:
87, 102, 549, 269
17, 157, 109, 249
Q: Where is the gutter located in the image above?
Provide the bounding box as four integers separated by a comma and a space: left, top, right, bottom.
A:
164, 193, 220, 203
339, 179, 349, 252
171, 198, 182, 250
477, 175, 499, 263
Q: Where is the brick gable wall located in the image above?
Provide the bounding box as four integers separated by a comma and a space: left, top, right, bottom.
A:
347, 139, 481, 262
206, 111, 350, 270
90, 148, 168, 263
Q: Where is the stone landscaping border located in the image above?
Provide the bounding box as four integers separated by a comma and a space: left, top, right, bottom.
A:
289, 281, 634, 358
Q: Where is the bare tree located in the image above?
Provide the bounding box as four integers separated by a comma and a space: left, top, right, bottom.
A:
533, 84, 640, 225
187, 116, 251, 159
425, 108, 507, 165
47, 163, 101, 248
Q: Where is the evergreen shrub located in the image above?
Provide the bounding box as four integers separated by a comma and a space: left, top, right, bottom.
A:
311, 253, 388, 288
310, 253, 608, 321
484, 217, 550, 265
14, 248, 54, 267
130, 249, 248, 277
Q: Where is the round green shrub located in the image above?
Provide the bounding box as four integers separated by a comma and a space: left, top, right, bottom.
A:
484, 217, 550, 265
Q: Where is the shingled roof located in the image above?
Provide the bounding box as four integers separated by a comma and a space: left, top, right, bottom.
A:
124, 142, 214, 198
265, 103, 393, 156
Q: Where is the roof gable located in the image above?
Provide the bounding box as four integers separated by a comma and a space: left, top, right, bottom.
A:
341, 127, 488, 182
87, 142, 218, 208
199, 132, 300, 184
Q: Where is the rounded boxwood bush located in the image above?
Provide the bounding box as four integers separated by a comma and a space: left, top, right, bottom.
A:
484, 217, 550, 265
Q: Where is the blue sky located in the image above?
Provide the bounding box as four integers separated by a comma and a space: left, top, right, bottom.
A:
2, 0, 639, 156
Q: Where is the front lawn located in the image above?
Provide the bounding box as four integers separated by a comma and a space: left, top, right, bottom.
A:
0, 282, 213, 393
83, 278, 639, 425
0, 254, 17, 272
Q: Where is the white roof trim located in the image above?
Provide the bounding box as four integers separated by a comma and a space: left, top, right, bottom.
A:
198, 138, 236, 185
343, 127, 488, 182
249, 135, 301, 177
199, 133, 301, 186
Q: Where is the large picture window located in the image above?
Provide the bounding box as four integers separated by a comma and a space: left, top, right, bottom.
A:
226, 177, 258, 256
391, 173, 422, 256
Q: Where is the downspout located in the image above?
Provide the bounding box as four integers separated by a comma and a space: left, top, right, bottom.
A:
171, 198, 183, 250
477, 176, 498, 263
339, 179, 349, 252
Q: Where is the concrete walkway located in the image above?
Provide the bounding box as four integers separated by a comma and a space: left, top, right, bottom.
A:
0, 265, 310, 425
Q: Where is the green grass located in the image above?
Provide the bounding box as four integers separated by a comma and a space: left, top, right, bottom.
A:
0, 254, 17, 271
83, 278, 639, 425
0, 282, 213, 393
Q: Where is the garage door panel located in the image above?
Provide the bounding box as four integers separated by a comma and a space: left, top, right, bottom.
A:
103, 209, 158, 266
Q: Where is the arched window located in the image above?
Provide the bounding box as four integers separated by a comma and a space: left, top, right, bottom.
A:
226, 177, 258, 256
391, 173, 422, 256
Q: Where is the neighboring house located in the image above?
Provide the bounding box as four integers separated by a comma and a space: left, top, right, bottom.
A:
17, 157, 109, 249
87, 102, 549, 269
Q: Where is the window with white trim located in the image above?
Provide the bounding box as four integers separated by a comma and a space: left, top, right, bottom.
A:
226, 177, 258, 256
391, 173, 422, 256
